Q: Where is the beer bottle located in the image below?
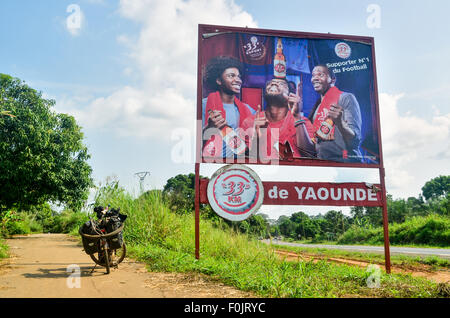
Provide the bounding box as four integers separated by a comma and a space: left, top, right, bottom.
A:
220, 126, 247, 156
274, 38, 286, 78
316, 118, 335, 140
204, 110, 247, 157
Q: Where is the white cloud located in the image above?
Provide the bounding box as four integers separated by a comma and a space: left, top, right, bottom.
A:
378, 93, 450, 193
69, 86, 195, 137
63, 0, 257, 139
83, 0, 106, 5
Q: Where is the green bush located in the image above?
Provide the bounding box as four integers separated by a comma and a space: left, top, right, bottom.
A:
0, 203, 88, 236
3, 212, 43, 235
6, 219, 31, 235
337, 214, 450, 246
41, 210, 88, 233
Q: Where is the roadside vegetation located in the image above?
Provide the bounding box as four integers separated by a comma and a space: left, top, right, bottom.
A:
1, 175, 448, 297
0, 239, 8, 259
272, 243, 450, 270
337, 214, 450, 247
0, 204, 88, 238
162, 174, 450, 249
91, 181, 448, 298
1, 75, 448, 297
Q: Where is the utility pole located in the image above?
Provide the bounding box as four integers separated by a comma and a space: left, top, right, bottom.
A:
135, 171, 150, 195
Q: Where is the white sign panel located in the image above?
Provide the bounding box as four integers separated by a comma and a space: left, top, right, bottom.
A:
207, 164, 264, 222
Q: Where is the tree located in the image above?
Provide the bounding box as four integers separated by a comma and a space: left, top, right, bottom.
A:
406, 196, 426, 217
0, 74, 93, 211
323, 210, 350, 236
163, 173, 197, 214
421, 175, 450, 201
364, 206, 383, 226
290, 211, 320, 239
387, 196, 408, 224
277, 216, 296, 238
236, 214, 269, 238
248, 214, 270, 238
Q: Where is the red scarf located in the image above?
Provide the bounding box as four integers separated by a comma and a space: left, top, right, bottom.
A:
240, 110, 301, 159
202, 91, 252, 158
204, 91, 252, 128
312, 86, 343, 140
266, 111, 300, 158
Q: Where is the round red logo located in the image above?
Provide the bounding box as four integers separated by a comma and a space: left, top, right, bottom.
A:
335, 42, 351, 59
207, 165, 264, 221
243, 36, 267, 61
274, 63, 286, 73
320, 125, 330, 134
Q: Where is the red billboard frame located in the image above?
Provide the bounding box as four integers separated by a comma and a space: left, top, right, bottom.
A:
194, 24, 391, 273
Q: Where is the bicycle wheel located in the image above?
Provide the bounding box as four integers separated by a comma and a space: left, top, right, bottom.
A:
110, 242, 126, 266
89, 242, 111, 267
89, 251, 102, 266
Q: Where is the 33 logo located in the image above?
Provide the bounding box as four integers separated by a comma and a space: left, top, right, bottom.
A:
222, 181, 250, 196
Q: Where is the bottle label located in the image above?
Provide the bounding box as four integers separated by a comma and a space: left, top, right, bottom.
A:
222, 128, 246, 155
320, 124, 330, 135
274, 60, 286, 78
316, 120, 334, 140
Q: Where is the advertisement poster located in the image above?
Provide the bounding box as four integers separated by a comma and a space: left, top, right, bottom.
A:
198, 25, 381, 167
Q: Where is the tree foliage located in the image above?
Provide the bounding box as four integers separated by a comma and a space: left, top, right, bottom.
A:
0, 74, 93, 211
161, 173, 449, 242
163, 173, 196, 214
422, 175, 450, 201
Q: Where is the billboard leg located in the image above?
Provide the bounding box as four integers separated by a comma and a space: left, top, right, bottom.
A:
195, 162, 200, 260
379, 167, 391, 274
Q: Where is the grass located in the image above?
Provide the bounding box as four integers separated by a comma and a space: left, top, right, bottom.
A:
271, 243, 450, 269
0, 239, 8, 259
283, 238, 450, 249
1, 209, 89, 237
91, 183, 448, 298
337, 214, 450, 247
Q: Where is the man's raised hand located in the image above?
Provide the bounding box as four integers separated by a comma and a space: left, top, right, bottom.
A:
253, 105, 268, 138
287, 93, 302, 119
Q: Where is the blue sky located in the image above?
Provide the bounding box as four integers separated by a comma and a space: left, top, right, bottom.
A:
1, 0, 449, 219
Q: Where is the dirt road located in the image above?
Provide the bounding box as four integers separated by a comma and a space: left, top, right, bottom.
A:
0, 234, 253, 298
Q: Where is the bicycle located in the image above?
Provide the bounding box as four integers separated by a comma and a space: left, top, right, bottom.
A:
79, 206, 127, 274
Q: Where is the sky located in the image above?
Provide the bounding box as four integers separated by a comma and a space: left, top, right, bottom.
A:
1, 0, 449, 220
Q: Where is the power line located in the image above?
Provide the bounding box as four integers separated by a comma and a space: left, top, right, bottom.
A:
135, 171, 150, 194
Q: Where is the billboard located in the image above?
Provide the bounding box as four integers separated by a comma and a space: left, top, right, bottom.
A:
200, 178, 383, 208
197, 24, 382, 168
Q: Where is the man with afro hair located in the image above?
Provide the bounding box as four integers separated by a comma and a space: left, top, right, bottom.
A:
202, 56, 256, 159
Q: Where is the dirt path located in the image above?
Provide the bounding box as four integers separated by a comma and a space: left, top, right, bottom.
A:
0, 234, 254, 298
274, 250, 450, 284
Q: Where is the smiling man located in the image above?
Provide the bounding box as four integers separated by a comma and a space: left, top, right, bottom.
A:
307, 64, 363, 163
241, 77, 316, 161
202, 56, 256, 159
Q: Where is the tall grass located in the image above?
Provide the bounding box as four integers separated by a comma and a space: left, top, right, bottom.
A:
92, 183, 445, 298
0, 239, 8, 258
1, 207, 89, 238
338, 214, 450, 247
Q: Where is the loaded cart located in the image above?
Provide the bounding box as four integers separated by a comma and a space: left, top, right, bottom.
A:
79, 206, 127, 274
